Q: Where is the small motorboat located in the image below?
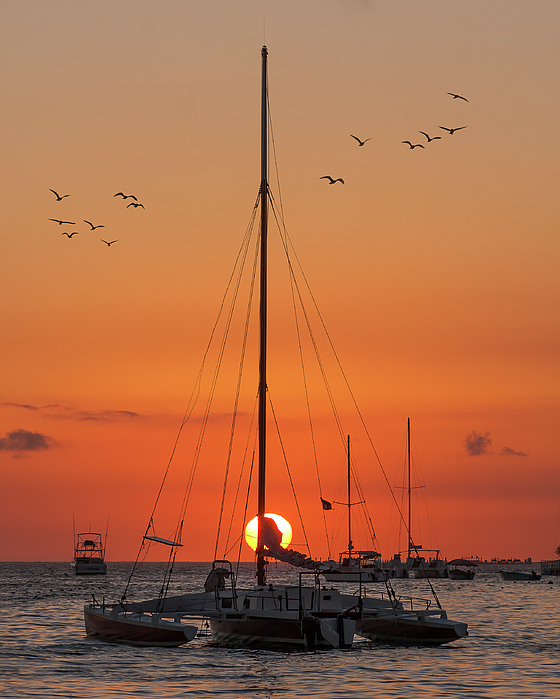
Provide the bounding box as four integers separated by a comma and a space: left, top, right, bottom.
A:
448, 559, 478, 580
500, 569, 541, 581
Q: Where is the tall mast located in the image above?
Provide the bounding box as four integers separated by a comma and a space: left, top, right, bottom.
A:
347, 435, 353, 557
407, 417, 411, 559
257, 45, 268, 586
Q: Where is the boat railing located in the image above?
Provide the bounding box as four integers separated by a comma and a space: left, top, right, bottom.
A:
361, 588, 434, 613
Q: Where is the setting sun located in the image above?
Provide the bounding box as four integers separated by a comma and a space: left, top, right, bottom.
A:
244, 514, 293, 552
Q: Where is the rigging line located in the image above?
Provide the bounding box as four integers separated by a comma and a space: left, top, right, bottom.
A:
173, 202, 260, 538
236, 446, 256, 578
348, 454, 379, 547
222, 390, 259, 558
410, 430, 440, 552
268, 390, 312, 558
214, 238, 260, 560
280, 230, 415, 544
135, 194, 260, 565
268, 195, 330, 558
268, 93, 412, 563
267, 90, 286, 228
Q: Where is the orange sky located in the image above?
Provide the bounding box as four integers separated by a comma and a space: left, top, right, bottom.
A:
1, 1, 559, 564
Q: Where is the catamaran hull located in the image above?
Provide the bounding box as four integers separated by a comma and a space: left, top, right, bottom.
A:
210, 615, 355, 650
356, 615, 467, 646
84, 605, 197, 647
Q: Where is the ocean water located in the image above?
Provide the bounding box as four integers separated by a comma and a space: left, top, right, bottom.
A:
1, 562, 558, 698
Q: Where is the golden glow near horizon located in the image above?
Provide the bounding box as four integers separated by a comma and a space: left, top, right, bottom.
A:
244, 514, 293, 552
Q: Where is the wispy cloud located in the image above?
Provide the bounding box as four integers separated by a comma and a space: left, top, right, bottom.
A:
464, 430, 493, 456
500, 446, 528, 457
2, 403, 138, 421
0, 428, 59, 454
71, 410, 138, 421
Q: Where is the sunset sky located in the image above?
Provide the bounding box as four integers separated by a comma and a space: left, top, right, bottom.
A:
1, 1, 559, 564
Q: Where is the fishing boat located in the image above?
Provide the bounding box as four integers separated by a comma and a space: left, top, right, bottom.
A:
72, 532, 107, 575
500, 569, 541, 581
448, 559, 478, 580
382, 419, 449, 580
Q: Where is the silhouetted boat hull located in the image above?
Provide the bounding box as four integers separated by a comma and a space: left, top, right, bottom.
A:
84, 603, 197, 647
356, 613, 467, 645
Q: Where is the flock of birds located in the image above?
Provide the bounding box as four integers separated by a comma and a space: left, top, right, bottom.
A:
48, 190, 145, 245
320, 92, 469, 183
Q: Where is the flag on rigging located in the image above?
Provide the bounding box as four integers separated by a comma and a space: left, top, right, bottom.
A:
320, 497, 332, 511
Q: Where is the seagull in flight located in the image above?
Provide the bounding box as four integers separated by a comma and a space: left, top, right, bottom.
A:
49, 189, 70, 201
419, 131, 441, 142
320, 176, 345, 184
49, 218, 76, 225
62, 231, 79, 238
127, 202, 145, 208
439, 126, 468, 135
101, 239, 118, 246
114, 192, 137, 200
447, 93, 469, 102
402, 141, 424, 149
350, 134, 371, 147
84, 220, 105, 230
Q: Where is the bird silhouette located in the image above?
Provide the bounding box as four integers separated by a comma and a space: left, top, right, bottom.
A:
84, 220, 104, 230
114, 192, 137, 200
49, 218, 76, 225
439, 126, 468, 135
62, 231, 79, 238
50, 189, 70, 201
447, 93, 468, 102
127, 202, 145, 208
350, 134, 371, 147
320, 176, 345, 184
402, 141, 424, 149
419, 131, 441, 142
101, 239, 118, 246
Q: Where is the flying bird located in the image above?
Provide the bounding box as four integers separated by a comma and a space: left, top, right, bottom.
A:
447, 93, 469, 102
350, 134, 371, 147
62, 231, 79, 238
49, 189, 70, 201
127, 202, 145, 208
84, 220, 104, 230
402, 141, 424, 149
49, 218, 76, 225
114, 192, 137, 200
419, 131, 441, 142
320, 176, 345, 184
439, 126, 468, 135
101, 239, 118, 246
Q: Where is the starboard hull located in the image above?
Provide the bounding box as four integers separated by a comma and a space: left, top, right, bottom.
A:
356, 614, 467, 646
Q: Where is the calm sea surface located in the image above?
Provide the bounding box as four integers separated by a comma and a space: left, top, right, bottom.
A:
1, 562, 558, 698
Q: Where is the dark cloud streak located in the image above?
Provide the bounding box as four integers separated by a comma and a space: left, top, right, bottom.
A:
500, 446, 528, 457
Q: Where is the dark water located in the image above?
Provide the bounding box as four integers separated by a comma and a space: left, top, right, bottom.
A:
1, 562, 558, 698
